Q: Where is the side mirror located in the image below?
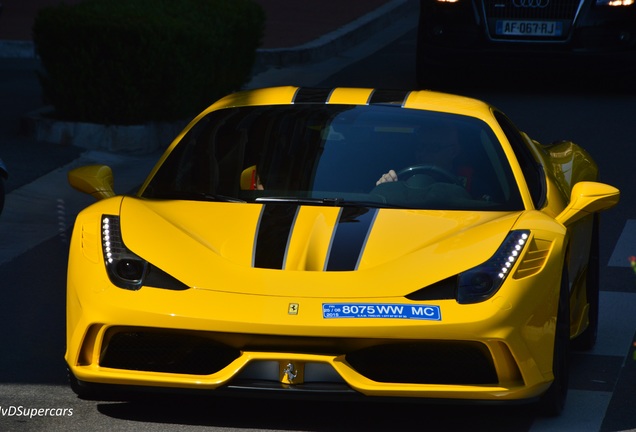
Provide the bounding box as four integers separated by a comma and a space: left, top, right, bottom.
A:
556, 181, 620, 226
240, 165, 257, 190
68, 165, 115, 200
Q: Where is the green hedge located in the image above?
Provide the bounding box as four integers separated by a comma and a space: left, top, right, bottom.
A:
33, 0, 265, 125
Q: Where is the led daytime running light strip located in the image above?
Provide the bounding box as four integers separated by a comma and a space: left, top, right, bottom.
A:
102, 215, 125, 265
497, 231, 529, 279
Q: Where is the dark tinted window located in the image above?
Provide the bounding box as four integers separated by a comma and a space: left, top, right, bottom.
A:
494, 111, 545, 209
143, 105, 523, 211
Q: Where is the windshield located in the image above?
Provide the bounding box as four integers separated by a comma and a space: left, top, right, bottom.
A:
142, 104, 523, 210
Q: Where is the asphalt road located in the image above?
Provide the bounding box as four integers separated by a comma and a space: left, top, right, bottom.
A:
2, 25, 636, 431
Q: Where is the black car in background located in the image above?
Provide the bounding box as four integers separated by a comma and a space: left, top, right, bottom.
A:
417, 0, 636, 81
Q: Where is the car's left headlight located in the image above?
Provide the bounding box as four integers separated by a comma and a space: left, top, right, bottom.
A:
457, 230, 530, 304
102, 215, 189, 291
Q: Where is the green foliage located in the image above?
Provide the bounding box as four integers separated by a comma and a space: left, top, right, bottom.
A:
33, 0, 265, 124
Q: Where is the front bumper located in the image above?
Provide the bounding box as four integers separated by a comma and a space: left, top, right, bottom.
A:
66, 272, 560, 403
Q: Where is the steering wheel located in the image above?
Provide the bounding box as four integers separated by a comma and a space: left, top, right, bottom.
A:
396, 164, 460, 185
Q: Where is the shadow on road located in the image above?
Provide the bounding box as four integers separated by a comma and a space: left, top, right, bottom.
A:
95, 393, 538, 431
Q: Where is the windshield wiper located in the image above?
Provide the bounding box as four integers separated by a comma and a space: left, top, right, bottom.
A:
255, 197, 394, 208
152, 191, 245, 203
255, 197, 343, 205
197, 193, 246, 203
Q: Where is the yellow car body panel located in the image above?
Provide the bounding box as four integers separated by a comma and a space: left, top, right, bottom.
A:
67, 220, 562, 399
66, 87, 619, 407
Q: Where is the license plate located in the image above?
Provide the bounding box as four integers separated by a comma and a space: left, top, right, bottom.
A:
496, 20, 562, 36
322, 303, 441, 321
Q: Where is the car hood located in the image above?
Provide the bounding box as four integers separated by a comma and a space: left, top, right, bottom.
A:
119, 198, 522, 297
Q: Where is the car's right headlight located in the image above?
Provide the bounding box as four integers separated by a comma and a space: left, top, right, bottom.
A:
457, 230, 530, 304
102, 215, 189, 291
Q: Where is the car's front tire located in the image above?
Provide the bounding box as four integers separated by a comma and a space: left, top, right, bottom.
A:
572, 214, 600, 351
538, 266, 571, 416
68, 368, 97, 400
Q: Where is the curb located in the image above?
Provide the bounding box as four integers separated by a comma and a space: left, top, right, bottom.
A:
21, 107, 188, 154
252, 0, 415, 71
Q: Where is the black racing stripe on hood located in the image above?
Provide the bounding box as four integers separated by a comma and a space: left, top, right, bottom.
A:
325, 207, 378, 271
293, 88, 333, 104
253, 204, 299, 269
368, 89, 410, 106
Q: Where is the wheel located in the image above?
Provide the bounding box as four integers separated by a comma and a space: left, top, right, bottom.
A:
396, 164, 460, 185
572, 214, 599, 350
68, 368, 102, 400
538, 266, 570, 416
68, 367, 139, 401
68, 369, 91, 399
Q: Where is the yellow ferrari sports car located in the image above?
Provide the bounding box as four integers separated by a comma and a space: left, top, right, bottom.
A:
66, 87, 619, 415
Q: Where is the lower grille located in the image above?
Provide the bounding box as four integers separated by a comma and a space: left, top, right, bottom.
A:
98, 329, 500, 385
346, 341, 498, 385
100, 331, 240, 375
484, 0, 582, 20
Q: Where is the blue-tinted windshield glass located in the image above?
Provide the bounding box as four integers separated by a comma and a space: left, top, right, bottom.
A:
143, 104, 523, 210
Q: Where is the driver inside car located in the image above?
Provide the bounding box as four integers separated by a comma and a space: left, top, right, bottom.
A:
375, 127, 473, 190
